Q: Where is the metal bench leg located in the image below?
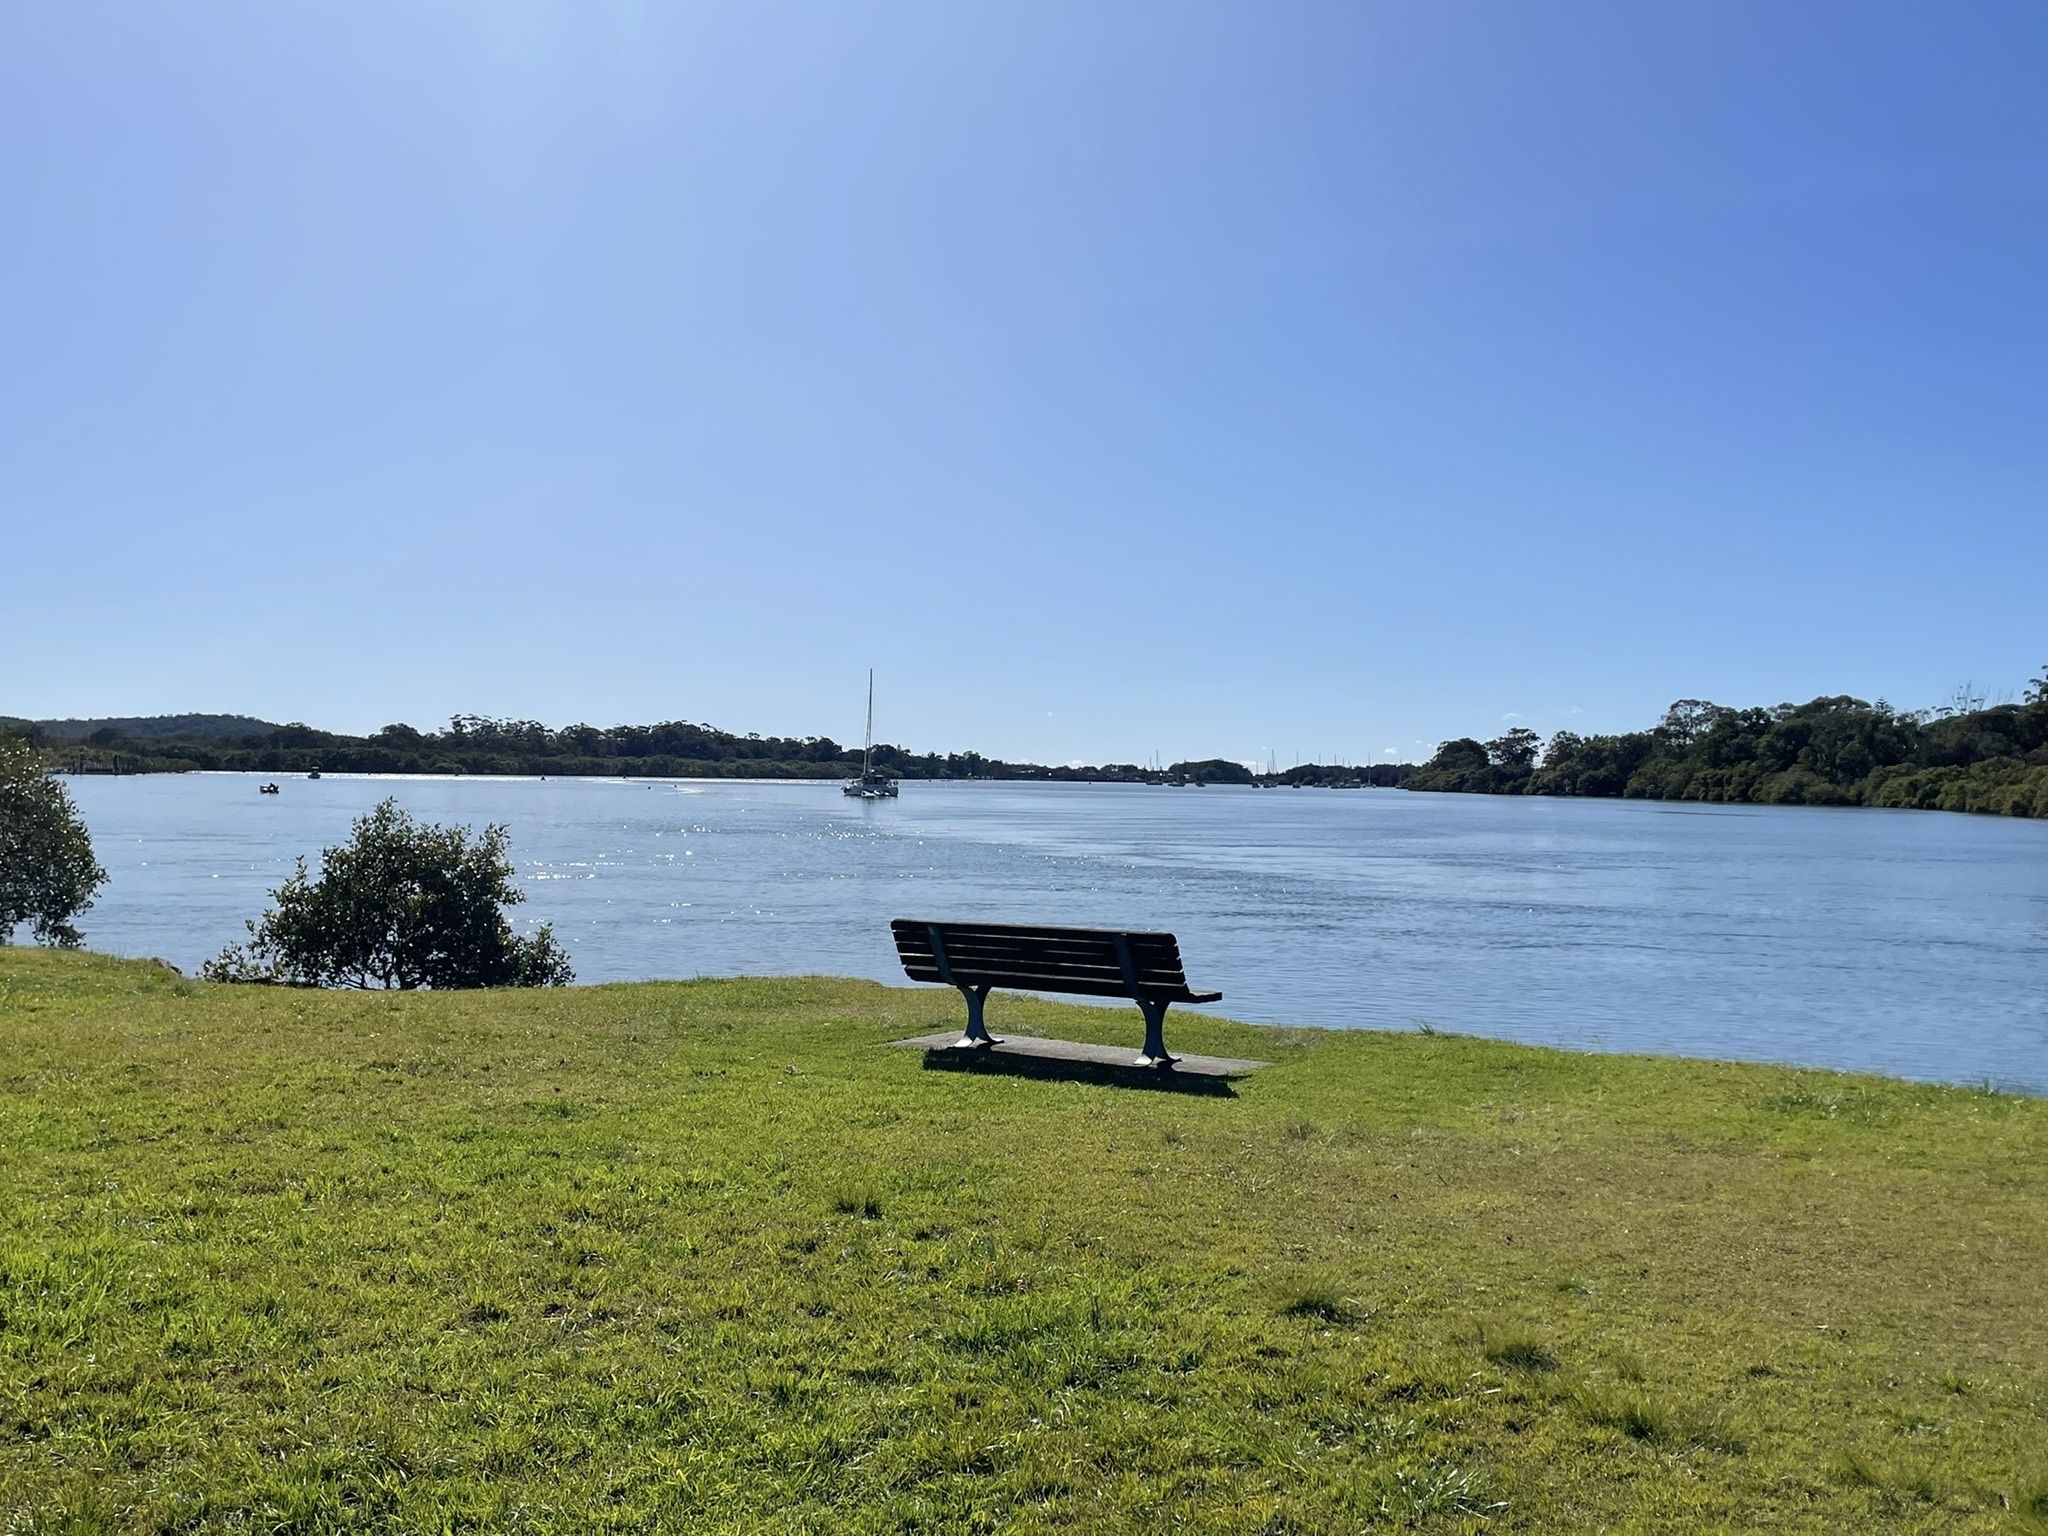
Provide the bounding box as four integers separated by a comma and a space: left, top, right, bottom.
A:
955, 985, 1000, 1049
1136, 999, 1177, 1069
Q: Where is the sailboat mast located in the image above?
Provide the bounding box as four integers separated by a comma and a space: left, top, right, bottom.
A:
862, 669, 874, 777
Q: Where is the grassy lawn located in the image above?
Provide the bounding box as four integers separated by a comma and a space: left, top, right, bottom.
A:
3, 948, 2046, 1533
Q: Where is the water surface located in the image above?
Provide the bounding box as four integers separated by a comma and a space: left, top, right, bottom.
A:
57, 774, 2048, 1091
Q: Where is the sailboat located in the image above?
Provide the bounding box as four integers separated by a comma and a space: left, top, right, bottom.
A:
843, 669, 900, 799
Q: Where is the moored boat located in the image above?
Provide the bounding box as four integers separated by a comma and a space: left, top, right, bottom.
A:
844, 671, 899, 799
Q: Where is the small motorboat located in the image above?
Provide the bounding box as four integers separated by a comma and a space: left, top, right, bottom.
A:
307, 768, 322, 780
259, 782, 281, 795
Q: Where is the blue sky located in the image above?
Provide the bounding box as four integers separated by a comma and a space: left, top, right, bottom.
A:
4, 4, 2043, 766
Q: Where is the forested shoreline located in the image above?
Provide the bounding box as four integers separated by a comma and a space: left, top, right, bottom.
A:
1, 713, 1120, 781
1409, 668, 2048, 818
0, 712, 1411, 788
12, 670, 2047, 816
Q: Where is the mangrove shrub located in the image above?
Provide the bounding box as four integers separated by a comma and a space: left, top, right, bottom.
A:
204, 798, 573, 989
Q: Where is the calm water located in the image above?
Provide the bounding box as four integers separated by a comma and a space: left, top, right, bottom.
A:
56, 773, 2048, 1091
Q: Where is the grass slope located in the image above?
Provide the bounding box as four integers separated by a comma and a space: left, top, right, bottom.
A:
3, 949, 2046, 1534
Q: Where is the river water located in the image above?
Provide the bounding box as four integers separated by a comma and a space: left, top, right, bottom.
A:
52, 773, 2048, 1091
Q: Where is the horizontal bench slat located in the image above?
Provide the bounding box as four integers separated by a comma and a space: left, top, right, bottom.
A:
892, 936, 1185, 976
892, 919, 1180, 945
894, 926, 1180, 951
899, 965, 1213, 1004
899, 959, 1190, 991
892, 933, 1187, 966
892, 925, 1185, 964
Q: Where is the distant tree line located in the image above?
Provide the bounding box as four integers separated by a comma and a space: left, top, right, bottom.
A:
1406, 667, 2048, 818
0, 712, 1046, 780
1269, 762, 1414, 789
4, 712, 1415, 786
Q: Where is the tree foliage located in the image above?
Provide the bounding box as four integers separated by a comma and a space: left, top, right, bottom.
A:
17, 711, 1171, 784
1408, 683, 2048, 818
1406, 731, 1545, 795
1167, 758, 1257, 786
0, 736, 108, 947
204, 799, 573, 988
1487, 727, 1542, 779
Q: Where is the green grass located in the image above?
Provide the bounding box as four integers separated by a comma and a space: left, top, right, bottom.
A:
1476, 1323, 1559, 1375
3, 948, 2047, 1533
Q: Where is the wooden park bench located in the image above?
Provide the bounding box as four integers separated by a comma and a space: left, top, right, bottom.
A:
890, 919, 1221, 1068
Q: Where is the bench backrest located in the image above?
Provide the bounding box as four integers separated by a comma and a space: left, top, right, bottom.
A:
891, 919, 1204, 1003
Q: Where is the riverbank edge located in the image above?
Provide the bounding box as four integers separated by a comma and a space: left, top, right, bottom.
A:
50, 760, 2048, 818
9, 941, 2046, 1100
5, 942, 2040, 1108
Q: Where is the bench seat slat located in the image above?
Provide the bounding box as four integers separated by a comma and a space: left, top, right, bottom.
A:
899, 965, 1214, 1004
894, 949, 1191, 989
898, 957, 1192, 989
905, 969, 1194, 996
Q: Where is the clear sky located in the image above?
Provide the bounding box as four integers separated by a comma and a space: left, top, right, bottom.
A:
4, 4, 2043, 767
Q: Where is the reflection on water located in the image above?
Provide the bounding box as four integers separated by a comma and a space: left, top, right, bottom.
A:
59, 774, 2048, 1091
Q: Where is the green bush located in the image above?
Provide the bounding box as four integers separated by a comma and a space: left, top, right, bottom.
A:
0, 736, 107, 947
204, 798, 572, 989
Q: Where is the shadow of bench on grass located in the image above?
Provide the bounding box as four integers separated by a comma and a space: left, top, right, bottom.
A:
895, 1032, 1264, 1097
920, 1047, 1241, 1096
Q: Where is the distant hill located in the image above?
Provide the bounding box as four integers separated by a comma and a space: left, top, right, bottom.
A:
12, 714, 283, 744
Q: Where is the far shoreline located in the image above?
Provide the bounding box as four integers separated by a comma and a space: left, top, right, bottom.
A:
61, 766, 2048, 825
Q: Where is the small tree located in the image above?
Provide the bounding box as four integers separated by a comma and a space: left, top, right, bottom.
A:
0, 737, 108, 948
204, 798, 572, 988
